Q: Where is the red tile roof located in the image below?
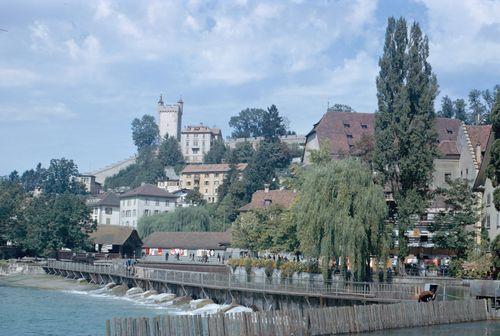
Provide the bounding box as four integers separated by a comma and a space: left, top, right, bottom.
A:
120, 184, 177, 198
466, 125, 491, 153
181, 163, 248, 174
308, 111, 464, 158
239, 189, 297, 211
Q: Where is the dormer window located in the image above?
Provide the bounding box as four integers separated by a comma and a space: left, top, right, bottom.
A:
343, 123, 350, 128
446, 128, 453, 134
346, 134, 353, 139
264, 199, 272, 206
361, 124, 368, 129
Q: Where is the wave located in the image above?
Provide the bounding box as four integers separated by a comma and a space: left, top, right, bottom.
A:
66, 282, 251, 315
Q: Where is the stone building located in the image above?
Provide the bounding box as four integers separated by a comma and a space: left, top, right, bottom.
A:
76, 174, 101, 195
181, 125, 222, 163
119, 183, 177, 227
158, 94, 183, 141
180, 163, 247, 203
87, 192, 120, 225
302, 110, 491, 249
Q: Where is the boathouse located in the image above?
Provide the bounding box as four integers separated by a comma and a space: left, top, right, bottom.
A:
142, 231, 233, 261
89, 225, 142, 258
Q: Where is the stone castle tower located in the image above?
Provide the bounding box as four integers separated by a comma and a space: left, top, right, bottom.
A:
157, 93, 183, 141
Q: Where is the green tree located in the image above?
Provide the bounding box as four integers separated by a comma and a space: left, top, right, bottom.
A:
454, 99, 467, 122
293, 159, 387, 281
428, 179, 477, 258
203, 139, 227, 164
158, 135, 185, 169
308, 140, 332, 166
373, 18, 438, 263
438, 95, 454, 118
137, 206, 213, 238
43, 158, 86, 195
185, 188, 206, 206
20, 163, 46, 192
229, 108, 265, 138
487, 90, 500, 210
131, 114, 160, 152
327, 104, 355, 112
0, 179, 26, 246
225, 141, 255, 164
243, 141, 291, 200
468, 89, 488, 125
492, 234, 500, 279
261, 104, 287, 140
20, 193, 94, 257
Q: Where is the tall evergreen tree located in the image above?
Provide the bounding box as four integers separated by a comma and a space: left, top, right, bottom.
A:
203, 139, 227, 164
158, 135, 185, 168
261, 104, 287, 140
438, 95, 454, 118
454, 99, 467, 122
468, 89, 488, 125
373, 18, 438, 264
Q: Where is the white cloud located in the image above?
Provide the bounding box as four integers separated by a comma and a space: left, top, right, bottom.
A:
0, 68, 39, 87
273, 52, 378, 111
418, 0, 500, 72
0, 103, 76, 122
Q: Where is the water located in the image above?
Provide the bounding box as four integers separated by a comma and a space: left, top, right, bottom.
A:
0, 274, 499, 336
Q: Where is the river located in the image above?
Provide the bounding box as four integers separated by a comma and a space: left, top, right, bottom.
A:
0, 274, 499, 336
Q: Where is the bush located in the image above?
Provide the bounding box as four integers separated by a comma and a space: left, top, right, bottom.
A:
244, 258, 253, 276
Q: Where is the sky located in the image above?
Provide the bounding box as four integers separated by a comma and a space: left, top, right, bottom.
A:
0, 0, 499, 175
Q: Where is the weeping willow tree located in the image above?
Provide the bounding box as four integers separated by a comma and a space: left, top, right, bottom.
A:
294, 159, 388, 281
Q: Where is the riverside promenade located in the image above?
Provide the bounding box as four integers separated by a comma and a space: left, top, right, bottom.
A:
45, 260, 431, 309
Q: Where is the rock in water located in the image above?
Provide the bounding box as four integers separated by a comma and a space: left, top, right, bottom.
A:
153, 293, 176, 303
105, 283, 116, 290
126, 287, 143, 296
110, 284, 128, 296
190, 298, 214, 310
142, 290, 158, 298
172, 296, 192, 306
76, 278, 87, 284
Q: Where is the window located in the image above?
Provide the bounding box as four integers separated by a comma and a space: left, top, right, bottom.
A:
187, 181, 191, 186
487, 193, 492, 206
127, 199, 131, 206
154, 210, 159, 215
444, 173, 451, 182
94, 208, 98, 214
193, 140, 198, 146
205, 173, 209, 178
126, 210, 131, 217
144, 209, 150, 216
264, 199, 272, 206
343, 123, 350, 128
214, 181, 219, 186
466, 168, 469, 176
361, 124, 368, 129
215, 173, 219, 178
349, 144, 354, 149
205, 181, 209, 185
155, 199, 160, 206
446, 128, 453, 134
346, 134, 353, 139
165, 200, 170, 207
133, 209, 136, 216
145, 199, 149, 205
205, 189, 208, 194
497, 213, 500, 229
106, 218, 111, 225
485, 215, 491, 229
105, 208, 112, 215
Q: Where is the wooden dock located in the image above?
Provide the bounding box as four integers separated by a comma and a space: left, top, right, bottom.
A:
107, 299, 491, 336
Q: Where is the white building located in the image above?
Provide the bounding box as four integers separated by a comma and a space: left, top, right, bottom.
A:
119, 184, 177, 227
181, 125, 222, 163
158, 94, 183, 141
87, 192, 120, 225
156, 167, 180, 193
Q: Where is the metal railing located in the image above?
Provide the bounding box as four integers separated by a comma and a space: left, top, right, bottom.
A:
46, 260, 421, 301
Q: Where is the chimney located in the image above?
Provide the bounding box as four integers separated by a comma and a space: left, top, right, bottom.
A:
475, 143, 482, 165
264, 183, 270, 193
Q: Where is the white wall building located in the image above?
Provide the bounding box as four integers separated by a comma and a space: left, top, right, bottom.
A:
158, 94, 183, 141
181, 125, 222, 163
87, 192, 120, 225
119, 184, 177, 228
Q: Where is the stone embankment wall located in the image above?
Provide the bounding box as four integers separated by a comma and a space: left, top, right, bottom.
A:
0, 261, 45, 276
